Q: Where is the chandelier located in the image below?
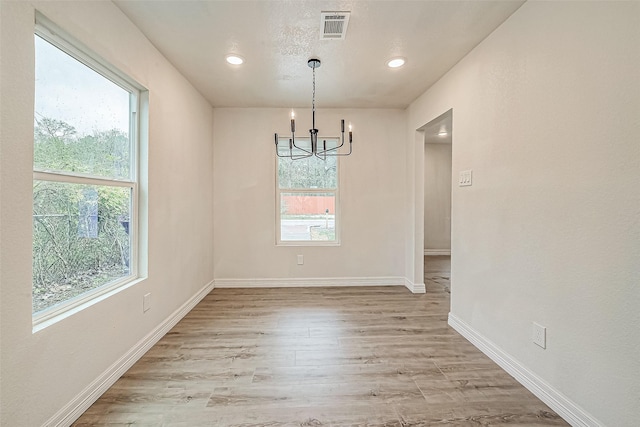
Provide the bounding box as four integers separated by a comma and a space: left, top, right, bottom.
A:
274, 58, 352, 160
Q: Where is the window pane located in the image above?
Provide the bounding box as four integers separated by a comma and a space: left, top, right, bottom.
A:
280, 192, 336, 241
278, 138, 337, 189
33, 181, 132, 313
34, 35, 131, 179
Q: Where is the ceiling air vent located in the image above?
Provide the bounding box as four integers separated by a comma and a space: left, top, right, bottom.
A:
320, 11, 350, 40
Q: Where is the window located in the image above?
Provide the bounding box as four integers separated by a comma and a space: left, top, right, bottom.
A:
33, 17, 141, 319
276, 137, 339, 244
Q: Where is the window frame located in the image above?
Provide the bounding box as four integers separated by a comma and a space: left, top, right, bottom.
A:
275, 136, 341, 246
32, 14, 143, 327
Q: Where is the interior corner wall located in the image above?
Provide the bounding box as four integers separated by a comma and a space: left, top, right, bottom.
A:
212, 108, 406, 282
0, 2, 214, 425
407, 2, 639, 426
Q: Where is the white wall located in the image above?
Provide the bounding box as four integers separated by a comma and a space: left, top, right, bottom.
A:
213, 108, 406, 282
0, 2, 214, 425
424, 142, 452, 251
408, 2, 640, 426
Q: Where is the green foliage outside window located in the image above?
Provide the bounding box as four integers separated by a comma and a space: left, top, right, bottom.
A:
277, 139, 338, 190
33, 118, 132, 313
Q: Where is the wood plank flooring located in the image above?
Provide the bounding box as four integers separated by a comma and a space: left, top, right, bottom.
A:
73, 258, 567, 426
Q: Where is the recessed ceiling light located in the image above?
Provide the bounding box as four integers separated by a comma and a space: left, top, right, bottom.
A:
387, 57, 405, 68
225, 55, 244, 65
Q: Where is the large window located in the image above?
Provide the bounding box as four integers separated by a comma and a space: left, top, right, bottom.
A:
33, 18, 140, 319
277, 138, 339, 244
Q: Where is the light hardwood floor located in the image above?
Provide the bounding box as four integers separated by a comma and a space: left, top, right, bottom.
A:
73, 258, 567, 426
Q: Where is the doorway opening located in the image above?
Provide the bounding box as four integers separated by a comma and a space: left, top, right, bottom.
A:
423, 113, 452, 256
417, 109, 452, 292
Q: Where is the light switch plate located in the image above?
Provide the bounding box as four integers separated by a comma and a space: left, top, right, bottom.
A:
297, 255, 304, 265
459, 170, 472, 186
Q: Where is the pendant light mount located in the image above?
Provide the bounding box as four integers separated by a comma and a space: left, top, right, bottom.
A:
308, 58, 321, 69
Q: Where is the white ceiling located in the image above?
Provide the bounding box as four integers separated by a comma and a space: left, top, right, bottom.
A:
114, 0, 525, 109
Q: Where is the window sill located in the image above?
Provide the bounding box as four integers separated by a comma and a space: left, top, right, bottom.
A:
276, 241, 341, 247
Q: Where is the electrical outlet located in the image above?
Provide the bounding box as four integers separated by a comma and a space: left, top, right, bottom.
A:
143, 293, 151, 313
532, 322, 546, 348
297, 255, 304, 265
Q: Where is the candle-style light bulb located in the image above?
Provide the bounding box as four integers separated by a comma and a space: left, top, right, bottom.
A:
290, 110, 295, 132
349, 123, 353, 143
291, 110, 295, 119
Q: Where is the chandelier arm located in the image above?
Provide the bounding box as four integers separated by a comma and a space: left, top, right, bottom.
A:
290, 130, 313, 155
317, 144, 352, 156
291, 140, 313, 155
317, 138, 329, 160
291, 152, 313, 160
316, 119, 347, 156
315, 121, 346, 156
274, 134, 289, 158
316, 136, 345, 154
316, 136, 352, 157
275, 133, 313, 158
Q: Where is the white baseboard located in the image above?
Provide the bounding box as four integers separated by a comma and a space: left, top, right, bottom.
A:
46, 281, 215, 427
404, 278, 426, 294
214, 276, 406, 289
424, 249, 451, 256
448, 313, 603, 427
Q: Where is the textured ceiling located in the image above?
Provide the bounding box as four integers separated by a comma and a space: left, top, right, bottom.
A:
115, 0, 524, 109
